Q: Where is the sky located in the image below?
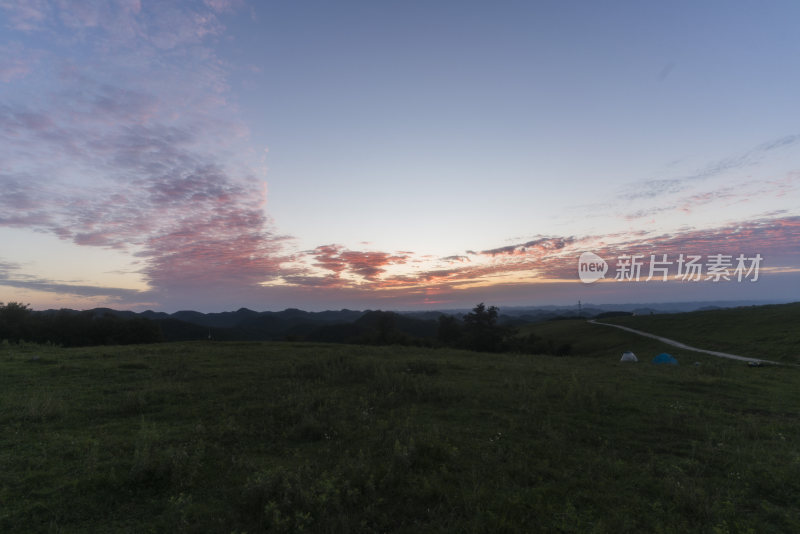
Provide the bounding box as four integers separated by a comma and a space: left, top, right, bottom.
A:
1, 0, 799, 312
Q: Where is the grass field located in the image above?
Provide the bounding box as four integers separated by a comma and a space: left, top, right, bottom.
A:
597, 302, 800, 363
2, 311, 800, 532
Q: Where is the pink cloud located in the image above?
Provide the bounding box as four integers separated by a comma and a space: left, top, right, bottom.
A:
440, 255, 470, 263
275, 216, 800, 299
0, 0, 289, 309
308, 245, 409, 281
1, 82, 289, 301
479, 237, 575, 257
677, 189, 737, 213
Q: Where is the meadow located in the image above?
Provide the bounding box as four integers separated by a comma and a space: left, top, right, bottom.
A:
2, 312, 799, 532
597, 302, 800, 363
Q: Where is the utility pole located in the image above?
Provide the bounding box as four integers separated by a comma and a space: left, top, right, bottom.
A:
578, 299, 582, 317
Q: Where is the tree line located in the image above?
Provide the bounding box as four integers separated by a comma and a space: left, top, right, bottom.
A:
0, 302, 162, 347
0, 300, 571, 354
307, 302, 572, 355
436, 303, 572, 355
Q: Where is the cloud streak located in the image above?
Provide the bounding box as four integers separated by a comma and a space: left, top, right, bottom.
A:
619, 135, 800, 202
479, 237, 574, 257
0, 259, 145, 301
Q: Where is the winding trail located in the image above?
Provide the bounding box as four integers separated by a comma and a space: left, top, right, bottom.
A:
588, 320, 784, 365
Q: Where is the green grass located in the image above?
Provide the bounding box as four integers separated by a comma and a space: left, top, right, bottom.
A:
516, 318, 723, 364
2, 332, 800, 532
598, 302, 800, 363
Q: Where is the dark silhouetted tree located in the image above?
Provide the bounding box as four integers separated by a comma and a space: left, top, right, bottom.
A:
0, 302, 32, 343
437, 314, 462, 345
463, 303, 504, 352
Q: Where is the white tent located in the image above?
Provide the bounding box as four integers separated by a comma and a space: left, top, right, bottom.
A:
620, 351, 638, 362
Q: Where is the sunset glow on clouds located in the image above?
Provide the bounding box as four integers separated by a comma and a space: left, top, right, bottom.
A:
1, 1, 799, 311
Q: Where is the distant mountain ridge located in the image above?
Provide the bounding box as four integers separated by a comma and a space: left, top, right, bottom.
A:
37, 307, 370, 342
35, 299, 786, 344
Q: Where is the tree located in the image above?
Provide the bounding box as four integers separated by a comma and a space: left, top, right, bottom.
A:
463, 303, 498, 329
0, 302, 32, 343
462, 303, 504, 352
437, 314, 462, 346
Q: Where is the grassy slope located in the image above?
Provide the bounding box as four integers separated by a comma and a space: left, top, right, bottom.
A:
597, 302, 800, 363
2, 334, 800, 533
517, 318, 720, 363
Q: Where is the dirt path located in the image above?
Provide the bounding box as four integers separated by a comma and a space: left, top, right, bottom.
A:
588, 320, 783, 365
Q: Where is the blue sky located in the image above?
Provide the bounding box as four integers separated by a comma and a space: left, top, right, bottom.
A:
1, 1, 798, 312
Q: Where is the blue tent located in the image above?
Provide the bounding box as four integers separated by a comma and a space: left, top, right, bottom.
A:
652, 353, 678, 365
